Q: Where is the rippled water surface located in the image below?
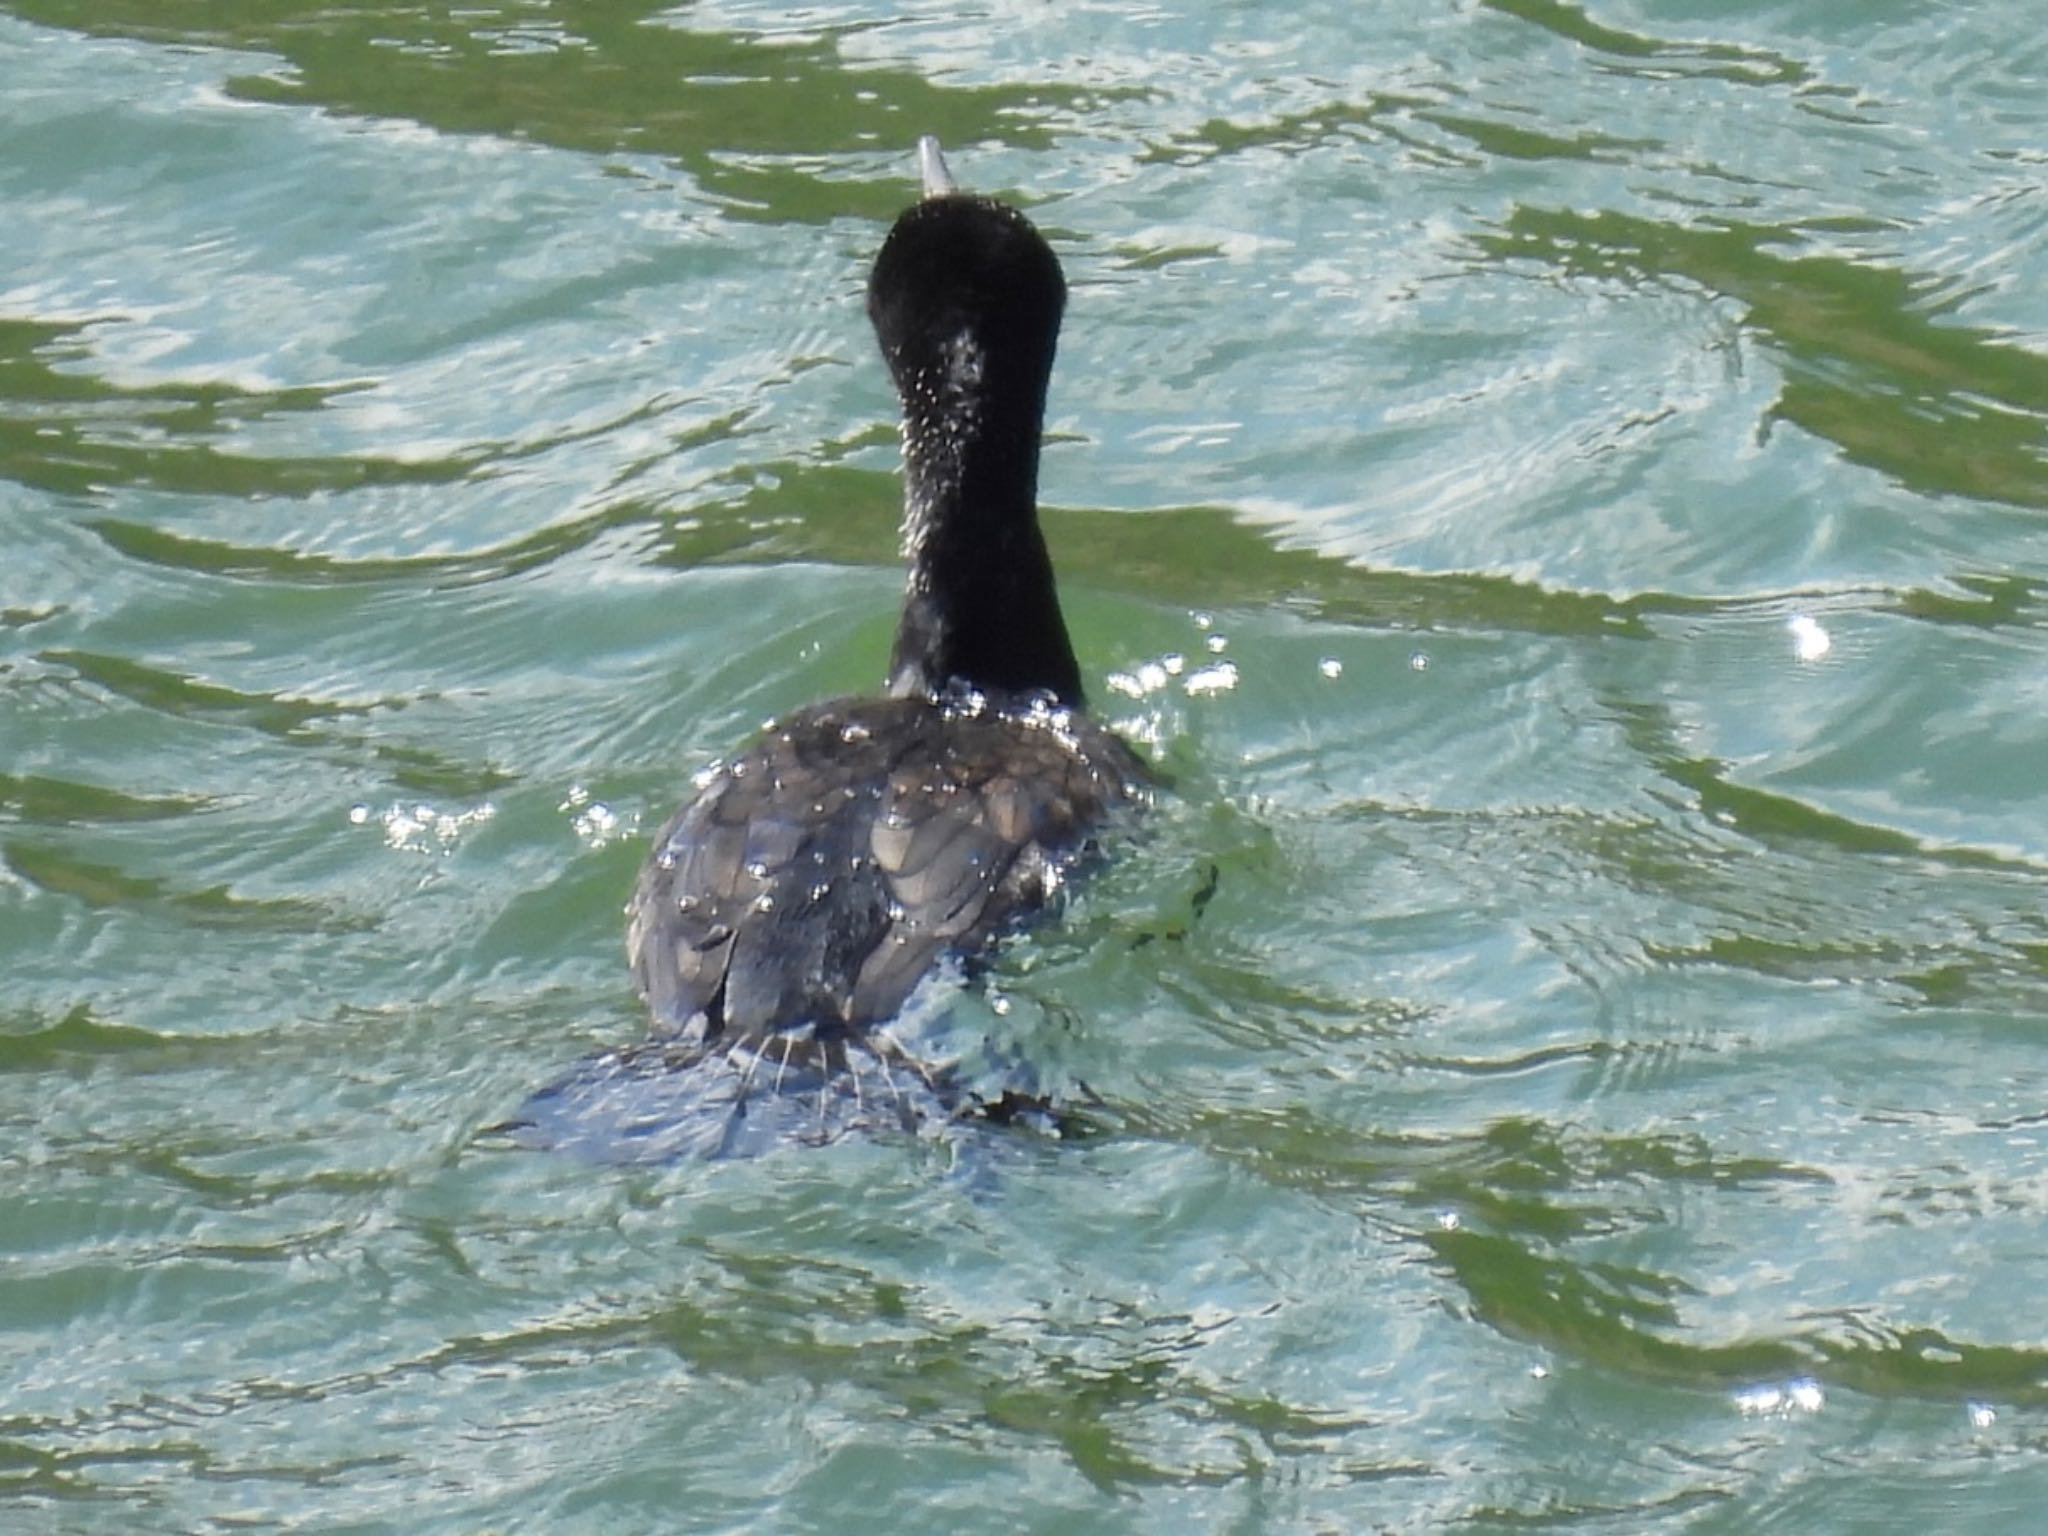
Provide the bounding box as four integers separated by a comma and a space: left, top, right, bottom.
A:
6, 1, 2048, 1529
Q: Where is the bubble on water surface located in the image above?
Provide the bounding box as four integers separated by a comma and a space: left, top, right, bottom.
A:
355, 799, 496, 854
1182, 660, 1238, 696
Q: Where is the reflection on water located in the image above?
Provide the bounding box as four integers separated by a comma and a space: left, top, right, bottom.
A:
1470, 205, 2048, 509
4, 0, 2048, 1529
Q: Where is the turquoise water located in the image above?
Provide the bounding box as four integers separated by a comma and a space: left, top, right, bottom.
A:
5, 1, 2048, 1529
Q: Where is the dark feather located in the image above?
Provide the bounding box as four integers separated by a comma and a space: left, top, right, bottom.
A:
628, 694, 1142, 1055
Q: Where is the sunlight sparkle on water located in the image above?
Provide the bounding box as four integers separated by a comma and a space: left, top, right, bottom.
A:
557, 784, 624, 845
1109, 648, 1233, 698
1182, 659, 1238, 696
1107, 661, 1168, 698
1733, 1378, 1824, 1417
1787, 613, 1832, 661
352, 800, 496, 853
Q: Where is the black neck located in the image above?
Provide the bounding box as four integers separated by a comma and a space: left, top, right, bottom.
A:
886, 394, 1082, 706
868, 189, 1080, 708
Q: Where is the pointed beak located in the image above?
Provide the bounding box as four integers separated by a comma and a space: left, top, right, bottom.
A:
917, 135, 957, 199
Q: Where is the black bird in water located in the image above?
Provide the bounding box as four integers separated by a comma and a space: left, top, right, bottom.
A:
514, 139, 1145, 1159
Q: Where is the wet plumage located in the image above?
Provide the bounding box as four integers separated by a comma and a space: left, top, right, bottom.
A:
631, 693, 1140, 1055
511, 139, 1142, 1159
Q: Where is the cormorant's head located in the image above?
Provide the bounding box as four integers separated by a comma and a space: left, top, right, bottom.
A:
867, 144, 1065, 422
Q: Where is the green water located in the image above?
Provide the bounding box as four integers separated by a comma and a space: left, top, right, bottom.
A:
5, 1, 2047, 1529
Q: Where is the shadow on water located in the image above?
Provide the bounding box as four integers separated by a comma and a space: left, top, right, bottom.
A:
1469, 206, 2048, 511
0, 772, 211, 824
1478, 0, 1813, 87
630, 1271, 1391, 1492
1429, 1223, 2048, 1405
658, 461, 1689, 637
1893, 571, 2048, 630
78, 459, 1675, 640
16, 202, 2040, 650
0, 1213, 1394, 1495
0, 317, 469, 500
1117, 1097, 2048, 1406
1606, 692, 2026, 873
0, 1004, 174, 1069
36, 649, 366, 738
1603, 692, 2048, 1013
0, 839, 362, 931
0, 0, 1124, 223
